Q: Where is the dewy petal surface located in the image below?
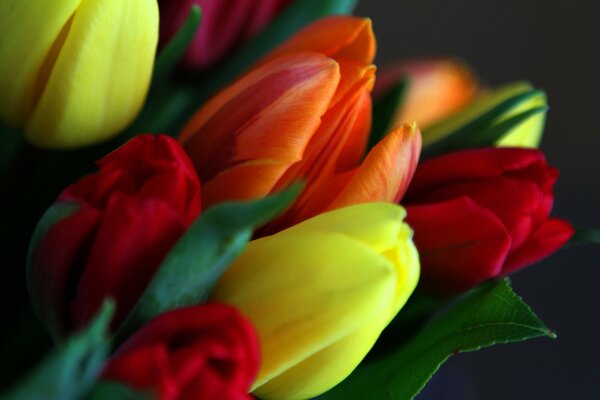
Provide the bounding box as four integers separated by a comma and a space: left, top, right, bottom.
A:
24, 0, 159, 148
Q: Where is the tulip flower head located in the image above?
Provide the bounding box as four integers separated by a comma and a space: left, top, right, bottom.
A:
212, 203, 420, 399
180, 16, 422, 233
27, 135, 202, 339
0, 0, 159, 148
374, 58, 479, 130
158, 0, 292, 71
404, 148, 573, 295
103, 304, 260, 400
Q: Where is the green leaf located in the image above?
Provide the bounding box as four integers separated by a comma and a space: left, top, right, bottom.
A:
119, 184, 302, 337
153, 5, 202, 82
86, 382, 149, 400
568, 227, 600, 246
135, 0, 359, 135
422, 82, 547, 158
369, 79, 408, 150
321, 279, 554, 400
2, 301, 115, 400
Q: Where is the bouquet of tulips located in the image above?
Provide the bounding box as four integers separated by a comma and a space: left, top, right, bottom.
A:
0, 1, 593, 399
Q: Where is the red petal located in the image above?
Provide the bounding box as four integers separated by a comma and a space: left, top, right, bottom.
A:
406, 196, 512, 295
503, 218, 574, 274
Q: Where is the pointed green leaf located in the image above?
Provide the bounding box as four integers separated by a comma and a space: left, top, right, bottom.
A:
568, 227, 600, 246
119, 184, 302, 337
369, 79, 408, 150
86, 382, 149, 400
422, 82, 547, 157
153, 5, 202, 82
322, 279, 554, 400
2, 301, 114, 400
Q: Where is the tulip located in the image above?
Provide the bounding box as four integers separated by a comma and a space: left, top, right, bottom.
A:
103, 304, 260, 400
212, 203, 420, 399
375, 60, 547, 148
0, 0, 158, 148
180, 17, 421, 232
158, 0, 291, 71
403, 148, 573, 296
374, 58, 478, 130
28, 135, 202, 339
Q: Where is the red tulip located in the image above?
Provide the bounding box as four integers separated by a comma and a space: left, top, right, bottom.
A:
103, 304, 260, 400
180, 17, 421, 232
403, 148, 574, 295
158, 0, 292, 71
28, 135, 202, 338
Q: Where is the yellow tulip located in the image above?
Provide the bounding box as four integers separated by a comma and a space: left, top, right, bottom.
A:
422, 82, 547, 149
212, 203, 420, 399
0, 0, 158, 148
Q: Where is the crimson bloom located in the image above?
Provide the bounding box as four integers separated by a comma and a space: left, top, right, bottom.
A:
103, 304, 260, 400
159, 0, 291, 71
28, 135, 202, 338
403, 148, 574, 295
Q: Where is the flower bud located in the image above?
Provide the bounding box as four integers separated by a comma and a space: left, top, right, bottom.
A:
212, 203, 420, 399
0, 0, 158, 148
28, 135, 202, 338
103, 304, 260, 400
158, 0, 291, 71
404, 148, 573, 295
180, 17, 421, 233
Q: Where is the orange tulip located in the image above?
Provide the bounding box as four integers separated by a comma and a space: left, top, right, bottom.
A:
374, 58, 478, 129
180, 16, 421, 232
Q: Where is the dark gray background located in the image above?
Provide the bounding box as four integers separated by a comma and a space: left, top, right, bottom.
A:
356, 1, 600, 399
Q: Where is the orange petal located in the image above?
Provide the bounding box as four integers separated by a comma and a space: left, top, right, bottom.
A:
180, 52, 340, 207
375, 59, 478, 129
328, 122, 422, 209
263, 16, 376, 65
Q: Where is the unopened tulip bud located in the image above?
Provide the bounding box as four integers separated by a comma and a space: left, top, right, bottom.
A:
0, 0, 158, 148
212, 203, 420, 399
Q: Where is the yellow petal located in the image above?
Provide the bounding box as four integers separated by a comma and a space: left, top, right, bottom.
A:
0, 0, 81, 126
213, 231, 397, 393
282, 202, 406, 254
24, 0, 159, 148
496, 90, 547, 147
213, 203, 420, 399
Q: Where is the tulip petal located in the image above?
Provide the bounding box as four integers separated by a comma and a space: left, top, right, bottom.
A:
503, 218, 574, 274
71, 194, 187, 329
24, 0, 159, 148
282, 203, 407, 255
28, 205, 100, 338
406, 196, 512, 295
328, 123, 422, 210
264, 16, 376, 64
406, 148, 547, 196
374, 59, 478, 130
0, 0, 81, 126
180, 52, 340, 207
213, 231, 397, 393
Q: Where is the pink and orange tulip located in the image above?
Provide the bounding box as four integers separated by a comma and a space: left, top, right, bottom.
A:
374, 58, 478, 130
180, 16, 421, 232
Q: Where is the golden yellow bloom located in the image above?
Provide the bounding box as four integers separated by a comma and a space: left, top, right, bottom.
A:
212, 203, 420, 399
0, 0, 158, 148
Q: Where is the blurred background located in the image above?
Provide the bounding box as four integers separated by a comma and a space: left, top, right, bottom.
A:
357, 0, 600, 398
